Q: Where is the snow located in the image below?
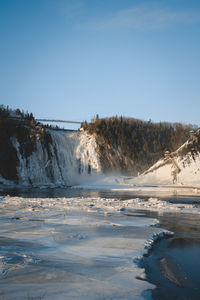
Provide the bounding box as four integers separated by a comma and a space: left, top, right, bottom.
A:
132, 153, 200, 187
1, 123, 200, 298
9, 130, 101, 187
1, 127, 200, 190
0, 194, 175, 300
118, 197, 200, 214
72, 174, 200, 197
177, 153, 200, 185
132, 131, 200, 187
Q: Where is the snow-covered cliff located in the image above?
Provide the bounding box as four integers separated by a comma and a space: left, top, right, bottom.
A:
1, 130, 101, 187
1, 107, 199, 187
136, 129, 200, 186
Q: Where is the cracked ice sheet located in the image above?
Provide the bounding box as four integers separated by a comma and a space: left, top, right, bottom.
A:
0, 196, 170, 299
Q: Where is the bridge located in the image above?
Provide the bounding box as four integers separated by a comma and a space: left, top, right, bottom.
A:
36, 119, 82, 124
6, 116, 83, 131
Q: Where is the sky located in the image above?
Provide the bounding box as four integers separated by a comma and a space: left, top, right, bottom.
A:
0, 0, 200, 128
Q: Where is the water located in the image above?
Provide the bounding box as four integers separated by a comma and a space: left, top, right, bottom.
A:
0, 187, 200, 300
2, 186, 200, 202
142, 212, 200, 300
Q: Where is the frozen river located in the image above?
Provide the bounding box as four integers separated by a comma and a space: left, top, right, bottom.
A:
0, 187, 200, 299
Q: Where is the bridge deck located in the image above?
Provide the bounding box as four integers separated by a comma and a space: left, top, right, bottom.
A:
36, 119, 82, 124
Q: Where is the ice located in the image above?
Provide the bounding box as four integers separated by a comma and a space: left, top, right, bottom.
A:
74, 174, 200, 196
119, 197, 200, 214
9, 130, 101, 187
0, 194, 174, 300
2, 186, 200, 299
0, 175, 14, 186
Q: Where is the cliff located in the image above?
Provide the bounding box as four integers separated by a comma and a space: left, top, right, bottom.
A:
0, 107, 100, 186
1, 106, 198, 186
83, 117, 195, 175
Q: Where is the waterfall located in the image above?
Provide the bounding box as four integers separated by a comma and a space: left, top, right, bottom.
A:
11, 130, 101, 186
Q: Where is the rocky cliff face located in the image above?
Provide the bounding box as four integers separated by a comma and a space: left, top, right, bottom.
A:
0, 110, 101, 186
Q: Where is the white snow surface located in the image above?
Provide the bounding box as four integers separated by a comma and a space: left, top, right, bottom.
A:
0, 195, 174, 300
10, 130, 101, 187
132, 134, 200, 187
134, 153, 200, 187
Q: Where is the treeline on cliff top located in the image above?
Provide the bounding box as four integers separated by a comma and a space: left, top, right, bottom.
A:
82, 116, 197, 175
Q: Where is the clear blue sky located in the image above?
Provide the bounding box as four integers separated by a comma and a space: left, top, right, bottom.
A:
1, 0, 200, 127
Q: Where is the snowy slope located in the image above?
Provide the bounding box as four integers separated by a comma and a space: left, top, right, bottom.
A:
136, 129, 200, 186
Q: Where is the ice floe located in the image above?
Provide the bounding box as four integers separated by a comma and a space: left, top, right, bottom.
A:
0, 194, 177, 299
